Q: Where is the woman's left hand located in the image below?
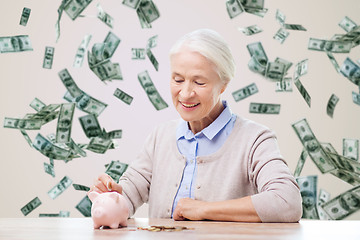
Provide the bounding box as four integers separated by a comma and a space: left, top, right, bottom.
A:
173, 198, 207, 221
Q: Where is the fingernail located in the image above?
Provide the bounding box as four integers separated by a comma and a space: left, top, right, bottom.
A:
107, 181, 112, 191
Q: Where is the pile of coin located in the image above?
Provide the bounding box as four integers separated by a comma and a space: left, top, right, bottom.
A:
137, 225, 194, 232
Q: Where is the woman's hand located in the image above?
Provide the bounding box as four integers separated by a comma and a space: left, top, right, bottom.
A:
88, 173, 123, 194
173, 198, 207, 221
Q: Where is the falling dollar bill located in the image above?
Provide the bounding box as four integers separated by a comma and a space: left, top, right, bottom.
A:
247, 42, 268, 66
138, 0, 160, 23
79, 114, 102, 138
273, 28, 289, 44
136, 7, 152, 28
244, 7, 268, 18
226, 0, 244, 19
96, 3, 114, 28
275, 9, 286, 25
275, 57, 292, 73
292, 118, 336, 173
138, 70, 168, 110
248, 56, 266, 76
238, 25, 262, 36
275, 77, 293, 92
326, 51, 340, 73
64, 0, 93, 20
114, 88, 133, 105
56, 103, 75, 143
353, 91, 360, 106
284, 23, 307, 31
20, 129, 33, 147
249, 103, 280, 114
39, 211, 70, 217
232, 83, 258, 102
321, 185, 360, 220
265, 61, 286, 81
338, 16, 358, 33
63, 91, 108, 116
294, 79, 311, 107
343, 139, 359, 161
103, 31, 121, 58
44, 162, 55, 177
296, 175, 319, 219
3, 117, 42, 130
317, 189, 332, 220
74, 34, 92, 67
147, 35, 158, 49
326, 94, 339, 118
122, 0, 141, 9
0, 35, 33, 53
308, 38, 352, 53
132, 48, 146, 59
42, 46, 54, 69
72, 184, 90, 191
58, 68, 83, 98
33, 133, 72, 160
105, 160, 129, 183
293, 59, 308, 81
76, 196, 92, 217
146, 48, 159, 71
48, 176, 73, 199
86, 137, 112, 154
21, 197, 42, 216
294, 148, 308, 177
29, 98, 46, 112
340, 57, 360, 86
19, 7, 31, 26
102, 129, 122, 140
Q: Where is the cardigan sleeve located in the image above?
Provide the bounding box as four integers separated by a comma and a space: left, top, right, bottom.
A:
118, 128, 157, 217
249, 129, 303, 222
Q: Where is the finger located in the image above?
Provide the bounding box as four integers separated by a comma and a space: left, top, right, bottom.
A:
93, 178, 108, 193
109, 182, 123, 194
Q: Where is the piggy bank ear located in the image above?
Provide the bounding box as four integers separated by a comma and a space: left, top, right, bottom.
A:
108, 192, 119, 203
88, 191, 100, 202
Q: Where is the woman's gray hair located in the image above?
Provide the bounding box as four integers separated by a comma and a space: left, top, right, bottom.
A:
169, 29, 235, 85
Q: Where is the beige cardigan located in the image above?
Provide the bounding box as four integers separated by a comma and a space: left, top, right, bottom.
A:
119, 116, 302, 222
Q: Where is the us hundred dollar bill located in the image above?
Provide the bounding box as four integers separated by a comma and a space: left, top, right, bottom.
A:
64, 0, 93, 20
19, 7, 31, 26
308, 38, 352, 53
249, 103, 280, 114
340, 57, 360, 86
42, 46, 55, 69
21, 197, 42, 216
292, 119, 336, 173
44, 162, 55, 177
56, 103, 75, 143
138, 0, 160, 24
3, 117, 42, 130
86, 137, 112, 154
33, 133, 72, 160
146, 48, 159, 71
29, 98, 46, 112
247, 42, 268, 66
275, 9, 286, 25
75, 196, 92, 217
58, 68, 83, 98
114, 88, 133, 105
147, 35, 158, 49
293, 59, 308, 81
321, 185, 360, 220
105, 160, 129, 183
265, 62, 286, 81
96, 3, 114, 28
284, 23, 307, 31
317, 189, 332, 220
73, 34, 92, 67
273, 28, 289, 44
338, 16, 357, 33
293, 148, 308, 177
79, 114, 102, 138
226, 0, 244, 19
72, 184, 90, 191
276, 77, 293, 92
294, 79, 311, 107
343, 138, 359, 161
132, 48, 146, 59
0, 35, 33, 53
138, 70, 168, 110
326, 94, 339, 118
232, 83, 258, 102
122, 0, 141, 9
48, 176, 73, 199
352, 91, 360, 105
238, 25, 262, 36
296, 175, 319, 219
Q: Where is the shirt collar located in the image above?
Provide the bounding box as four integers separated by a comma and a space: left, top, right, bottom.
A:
176, 100, 233, 141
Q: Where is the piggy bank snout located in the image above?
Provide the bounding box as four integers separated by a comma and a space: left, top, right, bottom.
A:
92, 207, 105, 219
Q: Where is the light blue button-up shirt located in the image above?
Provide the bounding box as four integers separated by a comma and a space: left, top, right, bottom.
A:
171, 101, 236, 216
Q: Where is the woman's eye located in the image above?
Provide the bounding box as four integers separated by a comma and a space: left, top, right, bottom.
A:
174, 77, 184, 83
195, 81, 205, 86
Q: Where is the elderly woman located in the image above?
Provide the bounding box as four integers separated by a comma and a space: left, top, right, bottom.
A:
90, 29, 302, 223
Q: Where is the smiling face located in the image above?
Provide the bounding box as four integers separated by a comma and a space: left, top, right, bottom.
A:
170, 47, 226, 129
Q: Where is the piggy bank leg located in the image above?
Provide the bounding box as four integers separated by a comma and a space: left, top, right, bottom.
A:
119, 220, 128, 227
110, 223, 120, 229
93, 223, 101, 229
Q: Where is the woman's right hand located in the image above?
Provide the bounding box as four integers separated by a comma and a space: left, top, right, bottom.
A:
88, 173, 123, 194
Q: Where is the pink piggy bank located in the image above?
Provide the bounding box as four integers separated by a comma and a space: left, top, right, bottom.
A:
88, 191, 129, 229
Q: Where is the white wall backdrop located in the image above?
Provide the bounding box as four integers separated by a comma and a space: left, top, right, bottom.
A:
0, 0, 360, 219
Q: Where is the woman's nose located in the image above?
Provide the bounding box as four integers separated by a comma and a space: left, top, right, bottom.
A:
179, 83, 194, 98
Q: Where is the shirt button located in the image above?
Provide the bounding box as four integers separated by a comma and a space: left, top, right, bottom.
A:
197, 185, 201, 189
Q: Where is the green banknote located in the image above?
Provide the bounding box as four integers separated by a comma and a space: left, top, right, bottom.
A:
296, 175, 319, 219
72, 184, 90, 191
0, 35, 33, 53
114, 88, 133, 105
249, 103, 280, 114
64, 0, 93, 20
19, 7, 31, 26
232, 83, 258, 102
105, 160, 129, 183
96, 3, 114, 28
56, 103, 75, 143
76, 196, 92, 217
44, 162, 55, 177
42, 46, 54, 69
343, 138, 359, 161
21, 197, 42, 216
79, 114, 102, 138
326, 94, 339, 118
48, 176, 73, 199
